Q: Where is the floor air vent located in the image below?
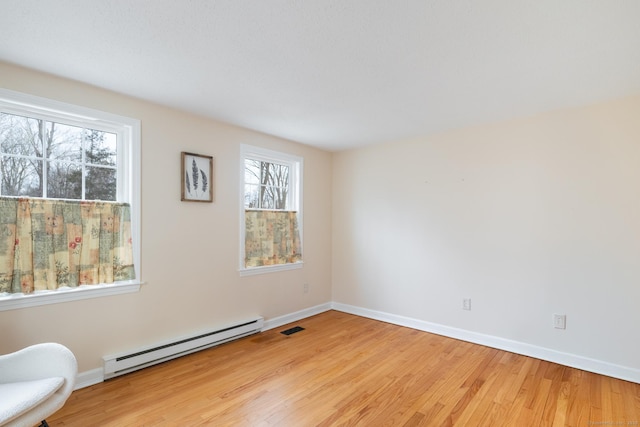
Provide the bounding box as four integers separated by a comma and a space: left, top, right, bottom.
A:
103, 317, 264, 379
281, 326, 305, 335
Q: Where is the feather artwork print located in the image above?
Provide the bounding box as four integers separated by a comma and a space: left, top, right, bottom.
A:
182, 153, 213, 201
201, 169, 208, 193
192, 159, 199, 190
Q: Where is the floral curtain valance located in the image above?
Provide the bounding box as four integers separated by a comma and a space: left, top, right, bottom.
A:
245, 210, 301, 268
0, 197, 135, 294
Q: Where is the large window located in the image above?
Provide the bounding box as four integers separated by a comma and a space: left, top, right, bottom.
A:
0, 89, 141, 311
240, 145, 302, 275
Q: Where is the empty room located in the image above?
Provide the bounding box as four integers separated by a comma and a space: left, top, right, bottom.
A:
1, 1, 639, 426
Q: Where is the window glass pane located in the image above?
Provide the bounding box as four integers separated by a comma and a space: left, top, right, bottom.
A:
269, 163, 289, 188
244, 159, 261, 184
86, 166, 116, 201
273, 187, 288, 209
260, 162, 274, 186
1, 155, 42, 196
49, 122, 82, 163
85, 130, 116, 166
245, 183, 259, 208
0, 112, 43, 157
261, 187, 275, 209
47, 161, 82, 199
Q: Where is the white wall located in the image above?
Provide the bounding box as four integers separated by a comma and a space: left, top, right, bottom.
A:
0, 62, 333, 373
332, 95, 640, 373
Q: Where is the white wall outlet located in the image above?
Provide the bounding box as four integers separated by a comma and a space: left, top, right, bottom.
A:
462, 298, 471, 311
553, 314, 566, 329
303, 283, 309, 294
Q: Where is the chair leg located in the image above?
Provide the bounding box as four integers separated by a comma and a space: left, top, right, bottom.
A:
39, 421, 50, 427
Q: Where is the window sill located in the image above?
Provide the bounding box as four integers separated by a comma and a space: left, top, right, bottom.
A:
0, 280, 143, 312
239, 262, 303, 277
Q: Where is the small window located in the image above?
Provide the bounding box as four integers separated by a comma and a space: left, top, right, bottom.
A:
240, 145, 303, 275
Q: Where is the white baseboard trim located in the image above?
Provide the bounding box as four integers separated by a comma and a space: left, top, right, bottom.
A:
332, 302, 640, 384
75, 367, 104, 390
263, 302, 333, 331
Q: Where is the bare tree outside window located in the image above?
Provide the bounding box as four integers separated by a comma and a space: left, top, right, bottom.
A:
1, 113, 46, 196
0, 112, 117, 200
244, 159, 289, 209
84, 129, 117, 200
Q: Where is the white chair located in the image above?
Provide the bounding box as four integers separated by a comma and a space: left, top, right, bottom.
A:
0, 343, 77, 427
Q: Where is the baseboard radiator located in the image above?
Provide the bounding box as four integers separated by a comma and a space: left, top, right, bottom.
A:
103, 317, 264, 379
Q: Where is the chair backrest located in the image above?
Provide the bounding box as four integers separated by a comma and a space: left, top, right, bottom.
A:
0, 343, 77, 426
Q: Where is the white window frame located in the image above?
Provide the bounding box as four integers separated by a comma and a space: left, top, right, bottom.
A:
0, 88, 142, 311
239, 144, 303, 276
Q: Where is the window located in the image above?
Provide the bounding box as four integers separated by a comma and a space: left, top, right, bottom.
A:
0, 88, 141, 311
240, 145, 303, 275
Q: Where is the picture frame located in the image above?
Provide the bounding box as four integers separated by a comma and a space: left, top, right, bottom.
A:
181, 152, 214, 202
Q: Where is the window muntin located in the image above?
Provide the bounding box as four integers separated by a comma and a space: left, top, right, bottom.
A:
1, 111, 118, 200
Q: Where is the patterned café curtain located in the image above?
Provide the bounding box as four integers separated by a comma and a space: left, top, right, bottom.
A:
0, 197, 135, 294
245, 210, 301, 268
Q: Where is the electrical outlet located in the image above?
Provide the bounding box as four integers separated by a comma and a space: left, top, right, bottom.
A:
303, 283, 309, 294
462, 298, 471, 311
553, 314, 566, 329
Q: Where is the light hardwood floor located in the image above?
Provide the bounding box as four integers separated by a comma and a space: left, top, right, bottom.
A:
49, 310, 640, 426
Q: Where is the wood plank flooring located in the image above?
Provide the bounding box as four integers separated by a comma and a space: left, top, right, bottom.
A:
49, 310, 640, 426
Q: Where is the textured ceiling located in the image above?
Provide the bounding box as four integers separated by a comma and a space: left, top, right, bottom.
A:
1, 1, 639, 151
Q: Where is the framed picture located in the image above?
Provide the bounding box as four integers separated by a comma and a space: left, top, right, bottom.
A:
181, 152, 214, 202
